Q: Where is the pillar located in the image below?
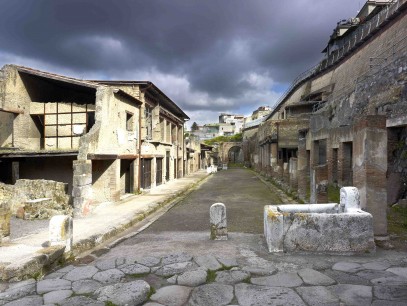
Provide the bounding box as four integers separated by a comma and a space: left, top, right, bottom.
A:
297, 131, 308, 200
353, 115, 387, 236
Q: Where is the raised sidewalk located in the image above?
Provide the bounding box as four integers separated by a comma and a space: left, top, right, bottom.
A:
0, 170, 209, 282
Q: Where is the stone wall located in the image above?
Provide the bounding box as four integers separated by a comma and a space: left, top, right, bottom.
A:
8, 179, 72, 219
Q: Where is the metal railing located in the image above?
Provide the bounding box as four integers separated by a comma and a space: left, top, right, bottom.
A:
272, 0, 406, 110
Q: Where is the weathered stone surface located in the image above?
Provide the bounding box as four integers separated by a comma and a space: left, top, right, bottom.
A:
329, 284, 372, 305
59, 296, 104, 306
36, 278, 71, 294
92, 268, 125, 284
356, 270, 396, 280
155, 261, 197, 277
58, 265, 75, 273
324, 270, 371, 285
235, 283, 305, 306
49, 215, 73, 252
144, 303, 165, 306
332, 262, 363, 273
0, 279, 36, 303
63, 266, 98, 281
150, 285, 192, 306
371, 301, 407, 306
120, 263, 150, 275
94, 258, 116, 270
177, 268, 207, 286
242, 266, 276, 276
136, 256, 161, 267
194, 255, 222, 270
373, 285, 407, 301
72, 279, 102, 294
216, 257, 238, 268
371, 276, 407, 285
189, 284, 233, 306
296, 286, 339, 306
362, 261, 391, 271
43, 289, 73, 304
210, 203, 228, 240
167, 275, 177, 284
215, 270, 250, 284
298, 268, 336, 285
44, 271, 65, 279
161, 252, 192, 265
2, 295, 43, 306
251, 272, 303, 287
387, 267, 407, 279
95, 280, 150, 306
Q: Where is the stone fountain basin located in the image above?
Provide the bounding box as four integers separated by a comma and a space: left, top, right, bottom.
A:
264, 203, 376, 254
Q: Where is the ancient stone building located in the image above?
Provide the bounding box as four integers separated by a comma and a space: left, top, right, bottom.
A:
0, 65, 189, 216
243, 0, 407, 238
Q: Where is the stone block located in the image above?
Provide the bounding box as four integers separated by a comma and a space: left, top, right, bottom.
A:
49, 215, 73, 252
340, 186, 360, 212
0, 205, 11, 243
210, 203, 228, 240
73, 175, 92, 187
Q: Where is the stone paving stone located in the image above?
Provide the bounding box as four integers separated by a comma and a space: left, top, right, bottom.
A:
296, 286, 339, 306
167, 275, 177, 284
355, 270, 396, 281
119, 263, 150, 275
251, 272, 303, 287
177, 268, 207, 286
242, 266, 276, 276
324, 270, 371, 285
43, 271, 66, 279
362, 261, 391, 271
215, 270, 250, 285
95, 280, 150, 305
217, 256, 238, 268
235, 283, 306, 306
155, 261, 198, 277
150, 285, 192, 306
387, 267, 407, 279
136, 256, 161, 267
189, 283, 234, 306
92, 268, 125, 284
298, 268, 336, 286
58, 265, 75, 273
371, 276, 407, 285
161, 252, 192, 265
94, 258, 116, 270
194, 255, 223, 270
59, 296, 104, 306
72, 279, 102, 294
144, 303, 165, 306
329, 284, 372, 305
63, 266, 99, 281
43, 289, 73, 304
371, 300, 407, 306
36, 278, 71, 294
2, 295, 43, 306
373, 285, 407, 301
0, 279, 36, 302
332, 262, 363, 273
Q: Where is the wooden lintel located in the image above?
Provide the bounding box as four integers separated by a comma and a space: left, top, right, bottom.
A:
0, 106, 24, 114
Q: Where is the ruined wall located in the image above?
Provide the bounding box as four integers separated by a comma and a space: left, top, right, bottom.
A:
0, 111, 13, 147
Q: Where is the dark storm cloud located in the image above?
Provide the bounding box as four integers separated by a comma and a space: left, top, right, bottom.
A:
0, 0, 360, 118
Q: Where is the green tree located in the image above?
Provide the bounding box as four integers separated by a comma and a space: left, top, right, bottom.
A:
191, 122, 199, 131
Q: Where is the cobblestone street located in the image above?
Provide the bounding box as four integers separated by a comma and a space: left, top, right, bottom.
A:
1, 169, 407, 305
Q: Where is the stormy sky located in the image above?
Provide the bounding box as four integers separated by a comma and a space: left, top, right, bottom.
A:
0, 0, 361, 126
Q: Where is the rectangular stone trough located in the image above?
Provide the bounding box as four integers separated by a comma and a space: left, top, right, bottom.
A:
264, 187, 376, 254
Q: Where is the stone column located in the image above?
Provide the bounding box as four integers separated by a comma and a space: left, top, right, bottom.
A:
289, 157, 298, 191
297, 131, 308, 200
353, 115, 387, 236
72, 160, 92, 217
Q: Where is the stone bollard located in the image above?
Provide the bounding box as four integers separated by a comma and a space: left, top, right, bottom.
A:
0, 203, 11, 244
49, 215, 73, 252
210, 203, 228, 240
340, 187, 360, 212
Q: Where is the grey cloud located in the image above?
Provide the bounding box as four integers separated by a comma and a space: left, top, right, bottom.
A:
0, 0, 360, 115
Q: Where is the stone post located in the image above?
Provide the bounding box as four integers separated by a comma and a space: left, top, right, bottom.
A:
297, 130, 308, 200
340, 186, 360, 212
210, 203, 227, 240
353, 115, 387, 237
49, 215, 73, 252
72, 160, 92, 217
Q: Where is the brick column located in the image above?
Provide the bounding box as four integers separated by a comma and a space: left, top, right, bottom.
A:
353, 115, 387, 236
297, 131, 308, 200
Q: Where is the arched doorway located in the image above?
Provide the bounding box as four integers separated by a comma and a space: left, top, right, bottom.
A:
228, 146, 242, 163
